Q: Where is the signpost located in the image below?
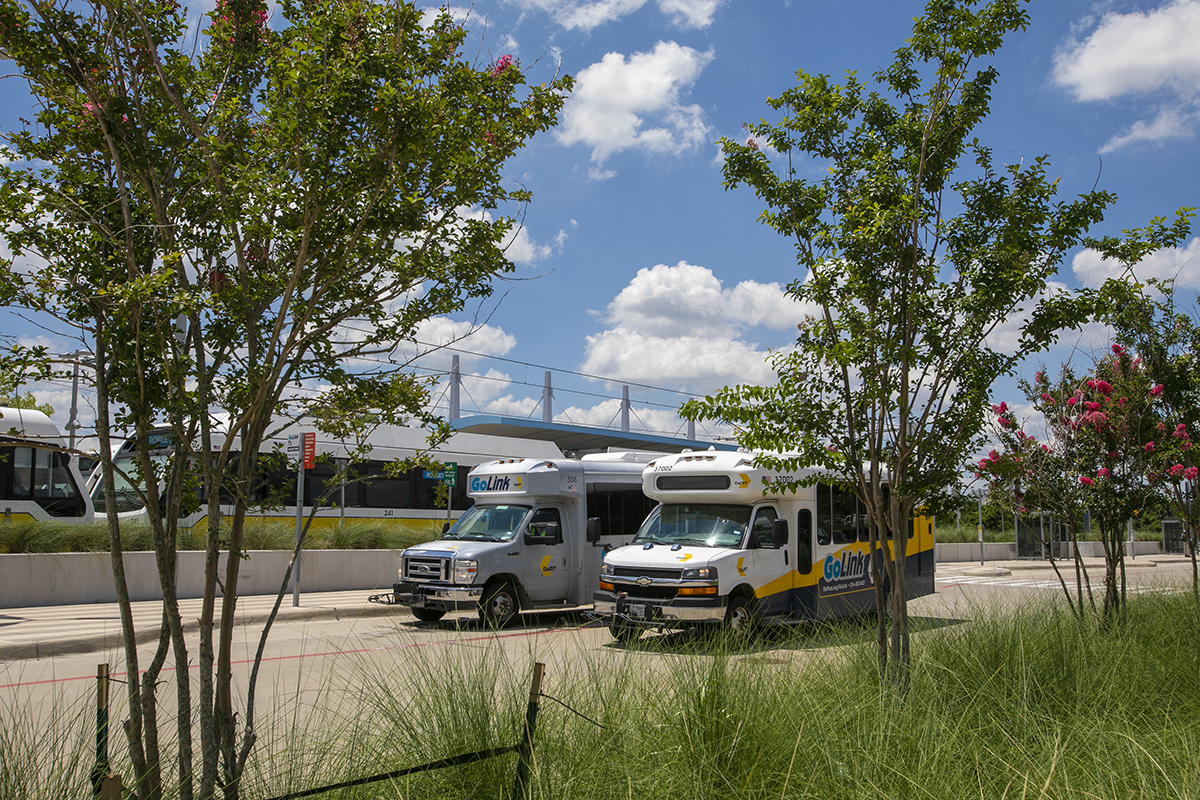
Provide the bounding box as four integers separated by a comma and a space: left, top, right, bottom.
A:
290, 432, 316, 607
443, 462, 457, 528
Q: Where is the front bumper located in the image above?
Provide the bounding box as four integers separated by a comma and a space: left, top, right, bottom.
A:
593, 590, 727, 626
393, 581, 483, 612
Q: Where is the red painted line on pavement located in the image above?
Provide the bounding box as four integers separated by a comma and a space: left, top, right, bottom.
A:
0, 624, 585, 690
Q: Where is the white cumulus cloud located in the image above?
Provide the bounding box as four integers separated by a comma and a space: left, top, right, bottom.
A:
1072, 236, 1200, 288
505, 0, 721, 30
1053, 0, 1200, 151
581, 261, 812, 394
556, 41, 715, 172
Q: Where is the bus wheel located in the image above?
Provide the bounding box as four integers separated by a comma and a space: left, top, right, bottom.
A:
725, 593, 759, 636
610, 621, 640, 645
479, 582, 519, 628
411, 608, 445, 623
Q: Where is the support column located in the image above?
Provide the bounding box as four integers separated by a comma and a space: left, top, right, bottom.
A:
449, 355, 461, 421
620, 386, 630, 432
542, 372, 553, 423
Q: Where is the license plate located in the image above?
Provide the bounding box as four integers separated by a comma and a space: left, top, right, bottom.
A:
629, 603, 647, 620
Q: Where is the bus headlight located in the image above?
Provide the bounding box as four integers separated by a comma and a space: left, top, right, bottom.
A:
453, 559, 478, 584
681, 566, 716, 581
600, 562, 614, 576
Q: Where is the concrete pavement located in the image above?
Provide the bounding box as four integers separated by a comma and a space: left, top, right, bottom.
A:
2, 554, 1194, 663
0, 589, 405, 662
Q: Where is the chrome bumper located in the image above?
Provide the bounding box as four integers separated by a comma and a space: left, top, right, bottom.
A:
395, 584, 484, 611
593, 596, 726, 625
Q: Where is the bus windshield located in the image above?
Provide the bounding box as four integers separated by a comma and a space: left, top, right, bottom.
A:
444, 504, 531, 542
91, 455, 169, 513
632, 504, 752, 549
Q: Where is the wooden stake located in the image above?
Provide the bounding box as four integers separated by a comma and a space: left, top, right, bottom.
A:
510, 662, 545, 800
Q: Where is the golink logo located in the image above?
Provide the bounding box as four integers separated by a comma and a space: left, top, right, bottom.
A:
823, 550, 873, 582
470, 475, 513, 492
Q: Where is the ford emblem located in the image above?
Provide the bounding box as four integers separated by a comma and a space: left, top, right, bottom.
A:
637, 576, 652, 587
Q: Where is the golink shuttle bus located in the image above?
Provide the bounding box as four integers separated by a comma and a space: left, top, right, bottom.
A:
593, 449, 935, 641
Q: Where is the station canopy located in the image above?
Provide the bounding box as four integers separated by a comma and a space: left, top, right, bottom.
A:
450, 415, 737, 457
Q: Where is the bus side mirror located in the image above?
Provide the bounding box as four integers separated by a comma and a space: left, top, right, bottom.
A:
772, 519, 788, 547
586, 517, 601, 544
442, 521, 451, 534
525, 521, 561, 545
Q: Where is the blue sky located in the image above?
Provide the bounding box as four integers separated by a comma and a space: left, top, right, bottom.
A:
3, 0, 1199, 447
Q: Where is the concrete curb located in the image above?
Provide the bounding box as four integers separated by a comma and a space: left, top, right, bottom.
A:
0, 598, 406, 662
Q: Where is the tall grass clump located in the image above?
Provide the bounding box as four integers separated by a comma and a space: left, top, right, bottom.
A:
0, 517, 438, 553
0, 681, 95, 798
247, 595, 1200, 799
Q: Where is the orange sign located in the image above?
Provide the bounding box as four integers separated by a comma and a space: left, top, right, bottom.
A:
302, 432, 316, 470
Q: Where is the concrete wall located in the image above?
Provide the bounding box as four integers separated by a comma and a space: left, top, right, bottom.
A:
0, 550, 399, 608
0, 541, 1175, 608
935, 542, 1016, 562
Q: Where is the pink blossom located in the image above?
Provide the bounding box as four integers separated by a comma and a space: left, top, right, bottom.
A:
82, 101, 96, 114
1067, 397, 1078, 406
1087, 380, 1096, 390
1108, 451, 1117, 460
1145, 441, 1156, 453
1079, 476, 1094, 486
1040, 444, 1050, 453
1041, 393, 1053, 402
1084, 401, 1100, 412
1035, 371, 1044, 382
1185, 442, 1194, 451
1119, 397, 1128, 406
1095, 380, 1113, 396
1097, 467, 1110, 478
491, 54, 515, 76
1186, 467, 1199, 481
1168, 464, 1186, 478
998, 417, 1011, 427
1151, 384, 1164, 397
1174, 423, 1189, 440
745, 137, 760, 151
1112, 344, 1125, 355
993, 402, 1009, 415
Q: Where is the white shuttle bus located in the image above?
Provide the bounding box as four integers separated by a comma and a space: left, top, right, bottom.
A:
593, 449, 935, 642
0, 405, 94, 523
391, 451, 658, 625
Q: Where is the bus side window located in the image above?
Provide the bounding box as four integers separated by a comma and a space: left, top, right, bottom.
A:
750, 507, 779, 549
797, 509, 813, 574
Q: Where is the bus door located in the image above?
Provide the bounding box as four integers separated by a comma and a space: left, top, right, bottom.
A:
522, 506, 569, 603
748, 506, 791, 617
791, 508, 816, 619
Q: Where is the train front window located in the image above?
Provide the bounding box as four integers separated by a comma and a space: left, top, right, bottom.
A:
632, 504, 752, 549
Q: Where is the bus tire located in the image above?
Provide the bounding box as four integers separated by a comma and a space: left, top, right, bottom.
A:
411, 608, 445, 623
479, 581, 519, 628
724, 592, 759, 636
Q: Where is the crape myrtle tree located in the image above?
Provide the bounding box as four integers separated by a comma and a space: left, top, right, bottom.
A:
975, 394, 1098, 620
683, 0, 1117, 684
0, 1, 569, 798
978, 350, 1160, 627
1096, 253, 1200, 599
